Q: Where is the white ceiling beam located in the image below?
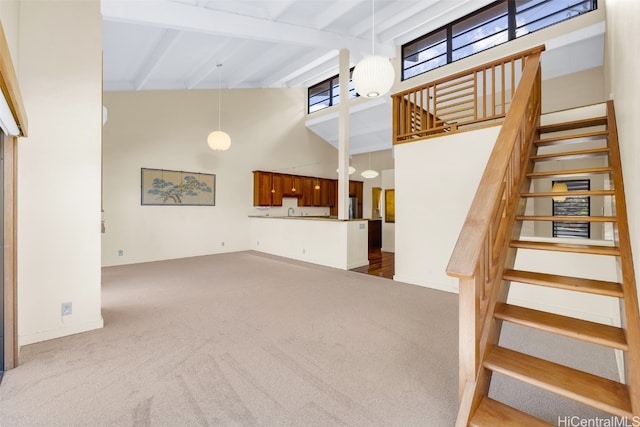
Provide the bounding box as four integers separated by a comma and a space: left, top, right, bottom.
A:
266, 0, 297, 20
313, 1, 362, 30
101, 0, 395, 57
134, 29, 182, 90
260, 49, 339, 88
285, 55, 344, 88
225, 45, 286, 88
185, 38, 238, 89
379, 0, 495, 44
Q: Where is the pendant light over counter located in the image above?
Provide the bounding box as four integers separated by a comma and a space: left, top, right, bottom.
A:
361, 152, 379, 179
352, 0, 395, 99
207, 64, 231, 151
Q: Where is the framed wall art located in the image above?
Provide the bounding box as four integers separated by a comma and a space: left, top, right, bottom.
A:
141, 168, 215, 206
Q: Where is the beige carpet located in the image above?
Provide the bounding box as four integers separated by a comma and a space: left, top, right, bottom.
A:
0, 251, 620, 426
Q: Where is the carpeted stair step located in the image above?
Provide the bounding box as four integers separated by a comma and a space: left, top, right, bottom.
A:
534, 130, 608, 147
503, 269, 624, 297
470, 397, 553, 427
484, 347, 633, 418
527, 167, 611, 179
494, 303, 628, 350
521, 189, 614, 198
509, 240, 620, 256
530, 147, 610, 162
537, 117, 607, 134
516, 215, 616, 222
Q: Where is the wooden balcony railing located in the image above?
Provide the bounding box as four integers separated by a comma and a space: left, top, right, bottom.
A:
444, 47, 544, 424
392, 45, 545, 144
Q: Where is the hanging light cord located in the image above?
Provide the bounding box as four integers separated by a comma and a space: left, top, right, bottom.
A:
217, 64, 222, 131
371, 0, 375, 55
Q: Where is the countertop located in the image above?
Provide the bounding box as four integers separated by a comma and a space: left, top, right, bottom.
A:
248, 215, 368, 222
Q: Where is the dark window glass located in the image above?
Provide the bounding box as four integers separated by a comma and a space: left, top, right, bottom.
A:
516, 0, 596, 37
401, 0, 597, 81
308, 69, 358, 113
552, 179, 590, 239
403, 29, 447, 79
452, 2, 509, 61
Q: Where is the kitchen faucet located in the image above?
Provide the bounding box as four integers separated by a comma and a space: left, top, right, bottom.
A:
288, 207, 295, 216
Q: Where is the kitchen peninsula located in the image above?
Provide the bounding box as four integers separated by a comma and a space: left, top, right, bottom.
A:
249, 215, 369, 270
250, 171, 368, 270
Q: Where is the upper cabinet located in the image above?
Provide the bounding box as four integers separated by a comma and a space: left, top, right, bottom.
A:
252, 171, 363, 217
253, 171, 273, 206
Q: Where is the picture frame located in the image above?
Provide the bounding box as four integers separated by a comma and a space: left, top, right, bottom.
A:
141, 168, 216, 206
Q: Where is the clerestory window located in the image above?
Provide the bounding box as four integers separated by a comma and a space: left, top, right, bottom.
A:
402, 0, 597, 80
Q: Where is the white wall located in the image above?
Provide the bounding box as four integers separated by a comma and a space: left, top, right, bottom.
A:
102, 88, 338, 266
0, 1, 19, 65
17, 0, 103, 345
605, 0, 640, 304
394, 126, 500, 292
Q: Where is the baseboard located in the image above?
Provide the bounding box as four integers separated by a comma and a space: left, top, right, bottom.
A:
392, 274, 458, 294
19, 316, 104, 346
347, 259, 369, 270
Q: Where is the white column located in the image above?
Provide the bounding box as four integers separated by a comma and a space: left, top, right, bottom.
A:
337, 48, 350, 220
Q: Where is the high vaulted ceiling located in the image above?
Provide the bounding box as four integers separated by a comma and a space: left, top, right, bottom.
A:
102, 0, 497, 91
102, 0, 605, 155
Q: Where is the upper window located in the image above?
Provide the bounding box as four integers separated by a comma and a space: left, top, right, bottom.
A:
308, 69, 358, 113
552, 179, 590, 239
402, 0, 597, 80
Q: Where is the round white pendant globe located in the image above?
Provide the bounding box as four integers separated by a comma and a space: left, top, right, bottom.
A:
361, 169, 379, 179
352, 55, 395, 98
207, 130, 231, 151
551, 182, 568, 202
336, 166, 356, 175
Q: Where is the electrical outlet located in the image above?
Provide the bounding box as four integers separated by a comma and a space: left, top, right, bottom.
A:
118, 249, 123, 256
221, 241, 225, 246
359, 223, 365, 229
61, 302, 72, 316
256, 241, 260, 246
302, 249, 305, 255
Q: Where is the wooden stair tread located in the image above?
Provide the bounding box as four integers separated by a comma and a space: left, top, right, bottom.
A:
531, 147, 610, 161
538, 116, 607, 134
527, 167, 611, 179
470, 397, 553, 427
503, 269, 623, 297
516, 215, 616, 222
521, 190, 614, 198
510, 240, 620, 256
535, 130, 609, 146
495, 303, 628, 350
484, 347, 633, 417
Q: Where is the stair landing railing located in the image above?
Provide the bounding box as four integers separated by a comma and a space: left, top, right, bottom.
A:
392, 45, 545, 144
443, 46, 544, 425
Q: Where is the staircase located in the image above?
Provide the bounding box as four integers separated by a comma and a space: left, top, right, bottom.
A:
456, 101, 640, 425
391, 45, 639, 424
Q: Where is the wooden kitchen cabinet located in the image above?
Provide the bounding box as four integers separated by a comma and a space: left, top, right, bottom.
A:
253, 171, 360, 215
253, 171, 273, 206
271, 173, 284, 206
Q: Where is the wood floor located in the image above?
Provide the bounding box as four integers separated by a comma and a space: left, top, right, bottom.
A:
351, 249, 395, 279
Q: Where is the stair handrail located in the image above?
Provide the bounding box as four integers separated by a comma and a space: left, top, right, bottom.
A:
392, 45, 545, 143
606, 100, 640, 415
445, 46, 544, 424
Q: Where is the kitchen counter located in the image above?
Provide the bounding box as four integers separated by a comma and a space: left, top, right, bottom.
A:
249, 216, 369, 270
248, 215, 364, 221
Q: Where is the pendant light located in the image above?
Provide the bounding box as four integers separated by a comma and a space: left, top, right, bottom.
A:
551, 181, 568, 202
315, 178, 321, 190
361, 152, 379, 179
352, 0, 395, 98
207, 64, 231, 151
336, 165, 356, 175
